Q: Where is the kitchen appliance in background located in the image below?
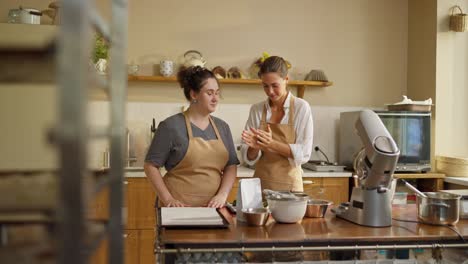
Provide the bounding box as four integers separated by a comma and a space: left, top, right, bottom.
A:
302, 161, 345, 172
333, 110, 399, 227
8, 7, 42, 24
339, 111, 431, 172
302, 146, 346, 172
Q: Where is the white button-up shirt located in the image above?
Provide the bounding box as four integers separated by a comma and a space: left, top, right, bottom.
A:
241, 92, 314, 167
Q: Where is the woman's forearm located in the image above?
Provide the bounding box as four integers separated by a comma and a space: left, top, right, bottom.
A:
143, 162, 173, 203
217, 165, 237, 197
247, 147, 260, 161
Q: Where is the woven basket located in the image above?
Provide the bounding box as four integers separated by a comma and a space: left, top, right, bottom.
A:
450, 6, 467, 32
436, 155, 468, 177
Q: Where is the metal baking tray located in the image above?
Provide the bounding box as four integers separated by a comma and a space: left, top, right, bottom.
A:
302, 163, 346, 172
387, 104, 432, 112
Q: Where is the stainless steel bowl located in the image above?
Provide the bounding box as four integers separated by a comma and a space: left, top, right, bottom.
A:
417, 192, 461, 225
242, 208, 270, 226
305, 199, 332, 218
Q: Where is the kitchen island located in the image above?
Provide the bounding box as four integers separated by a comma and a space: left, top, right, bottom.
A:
156, 204, 468, 262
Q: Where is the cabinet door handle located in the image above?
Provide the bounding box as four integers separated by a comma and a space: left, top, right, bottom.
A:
303, 180, 314, 185
123, 233, 128, 238
123, 181, 128, 185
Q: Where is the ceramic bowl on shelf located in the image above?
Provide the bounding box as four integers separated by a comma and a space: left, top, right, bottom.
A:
212, 66, 226, 79
304, 69, 328, 82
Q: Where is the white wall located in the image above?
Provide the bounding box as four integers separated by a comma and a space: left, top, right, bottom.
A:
435, 0, 468, 157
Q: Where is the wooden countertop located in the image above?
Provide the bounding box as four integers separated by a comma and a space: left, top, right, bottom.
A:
124, 166, 352, 178
393, 173, 445, 179
158, 205, 467, 247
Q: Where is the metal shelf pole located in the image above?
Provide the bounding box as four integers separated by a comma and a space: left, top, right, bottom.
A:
57, 0, 91, 264
56, 0, 127, 263
108, 0, 128, 264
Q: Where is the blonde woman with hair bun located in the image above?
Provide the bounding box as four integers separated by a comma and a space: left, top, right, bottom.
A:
241, 56, 313, 192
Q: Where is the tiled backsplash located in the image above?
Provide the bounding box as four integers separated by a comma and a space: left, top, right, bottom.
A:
88, 101, 367, 168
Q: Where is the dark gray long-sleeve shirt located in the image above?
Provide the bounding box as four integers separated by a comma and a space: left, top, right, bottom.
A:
145, 113, 240, 171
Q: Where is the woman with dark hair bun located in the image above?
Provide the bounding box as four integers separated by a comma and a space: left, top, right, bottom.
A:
241, 56, 314, 192
144, 66, 239, 208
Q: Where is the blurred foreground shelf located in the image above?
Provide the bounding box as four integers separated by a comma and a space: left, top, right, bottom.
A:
0, 23, 57, 83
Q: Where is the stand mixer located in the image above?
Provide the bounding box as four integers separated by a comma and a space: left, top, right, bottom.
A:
333, 110, 400, 227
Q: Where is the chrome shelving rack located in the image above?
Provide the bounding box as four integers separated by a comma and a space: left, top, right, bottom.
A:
0, 1, 127, 263
55, 1, 127, 264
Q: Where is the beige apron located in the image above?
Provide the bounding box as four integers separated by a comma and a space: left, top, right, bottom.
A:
253, 96, 303, 192
162, 112, 229, 207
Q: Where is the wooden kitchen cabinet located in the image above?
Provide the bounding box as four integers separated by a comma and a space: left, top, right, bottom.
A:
90, 238, 108, 264
303, 177, 349, 205
123, 230, 139, 264
90, 177, 156, 264
88, 186, 109, 221
138, 229, 156, 264
125, 177, 156, 264
125, 177, 157, 229
90, 229, 154, 264
89, 177, 157, 228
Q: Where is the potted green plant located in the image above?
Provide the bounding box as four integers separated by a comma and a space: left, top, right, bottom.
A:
92, 34, 109, 74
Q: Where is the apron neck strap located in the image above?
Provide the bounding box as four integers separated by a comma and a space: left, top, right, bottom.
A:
261, 104, 267, 123
183, 111, 193, 139
183, 111, 222, 140
208, 116, 222, 140
288, 96, 295, 125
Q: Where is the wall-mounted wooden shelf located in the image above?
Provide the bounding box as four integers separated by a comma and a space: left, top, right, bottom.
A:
128, 75, 333, 98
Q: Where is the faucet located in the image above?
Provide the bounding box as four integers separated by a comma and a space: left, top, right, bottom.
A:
126, 128, 137, 167
151, 118, 157, 138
